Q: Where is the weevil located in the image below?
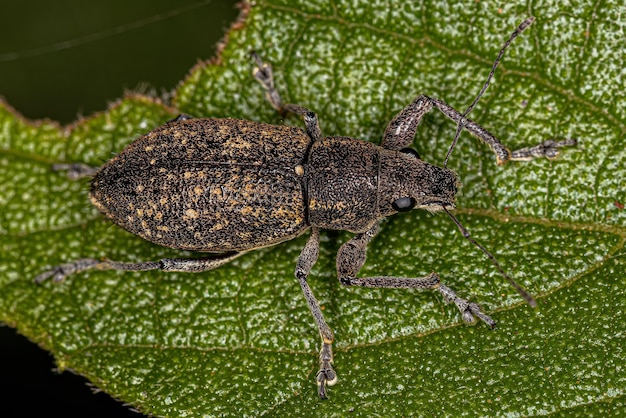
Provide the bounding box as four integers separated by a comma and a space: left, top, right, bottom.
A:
37, 18, 575, 398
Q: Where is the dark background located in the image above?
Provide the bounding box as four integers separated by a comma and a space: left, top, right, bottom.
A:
0, 1, 239, 416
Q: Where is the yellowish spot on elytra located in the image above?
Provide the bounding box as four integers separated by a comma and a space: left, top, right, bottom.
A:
218, 125, 231, 136
194, 186, 203, 196
185, 208, 199, 219
157, 225, 169, 232
145, 145, 154, 152
155, 212, 163, 220
160, 197, 168, 205
136, 184, 145, 193
295, 165, 304, 176
210, 223, 224, 231
184, 171, 193, 179
137, 209, 144, 217
272, 207, 291, 218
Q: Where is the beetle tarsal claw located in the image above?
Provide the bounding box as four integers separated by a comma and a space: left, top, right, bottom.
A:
316, 341, 337, 399
316, 368, 337, 400
510, 138, 577, 161
438, 285, 497, 328
34, 258, 101, 284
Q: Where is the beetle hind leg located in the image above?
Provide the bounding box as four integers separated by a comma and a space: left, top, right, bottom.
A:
52, 163, 99, 179
35, 252, 243, 284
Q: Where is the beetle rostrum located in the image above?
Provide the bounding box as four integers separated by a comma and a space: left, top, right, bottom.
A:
37, 17, 575, 399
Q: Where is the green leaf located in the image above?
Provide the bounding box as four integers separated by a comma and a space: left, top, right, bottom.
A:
2, 1, 626, 416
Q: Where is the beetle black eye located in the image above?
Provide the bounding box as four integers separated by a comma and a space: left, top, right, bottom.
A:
392, 197, 416, 212
400, 148, 420, 159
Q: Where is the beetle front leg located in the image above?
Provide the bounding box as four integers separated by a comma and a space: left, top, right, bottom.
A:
251, 52, 322, 142
509, 138, 577, 161
336, 223, 496, 328
295, 227, 337, 399
382, 94, 574, 165
35, 252, 243, 284
383, 95, 509, 164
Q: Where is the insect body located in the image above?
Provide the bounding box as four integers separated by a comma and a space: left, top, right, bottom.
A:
91, 119, 312, 252
38, 18, 574, 398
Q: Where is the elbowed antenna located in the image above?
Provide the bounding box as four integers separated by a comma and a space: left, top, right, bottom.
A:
442, 207, 537, 307
444, 16, 536, 168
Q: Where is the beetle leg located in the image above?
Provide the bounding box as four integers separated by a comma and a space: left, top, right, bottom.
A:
382, 95, 512, 163
382, 94, 575, 165
167, 114, 194, 123
251, 51, 322, 142
509, 138, 578, 161
336, 223, 496, 328
295, 227, 337, 399
52, 163, 99, 179
35, 252, 243, 284
251, 51, 284, 113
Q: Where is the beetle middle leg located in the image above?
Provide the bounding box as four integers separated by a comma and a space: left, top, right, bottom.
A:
295, 227, 337, 399
251, 51, 322, 142
336, 222, 497, 328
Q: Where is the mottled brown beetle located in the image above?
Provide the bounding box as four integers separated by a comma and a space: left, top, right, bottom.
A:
38, 18, 575, 398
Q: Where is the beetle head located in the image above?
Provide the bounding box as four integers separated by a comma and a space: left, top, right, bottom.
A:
414, 162, 459, 212
379, 149, 460, 216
